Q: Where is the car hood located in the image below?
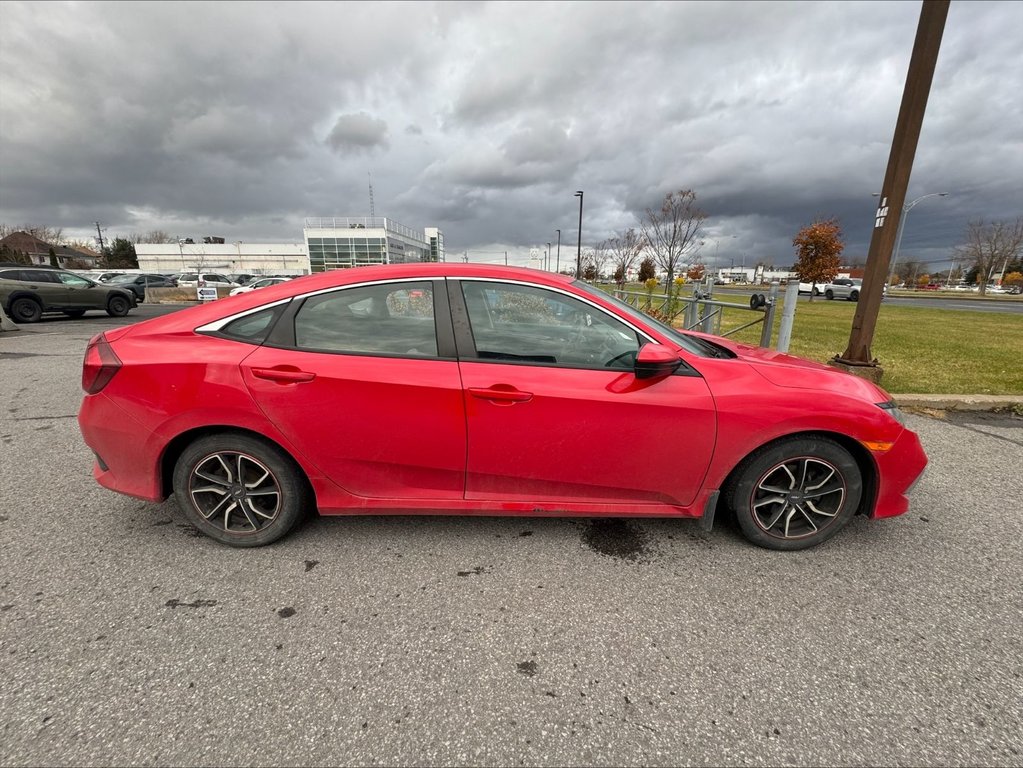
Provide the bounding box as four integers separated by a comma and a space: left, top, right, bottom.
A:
687, 333, 891, 402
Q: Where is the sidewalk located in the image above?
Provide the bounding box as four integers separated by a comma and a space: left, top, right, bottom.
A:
895, 393, 1022, 413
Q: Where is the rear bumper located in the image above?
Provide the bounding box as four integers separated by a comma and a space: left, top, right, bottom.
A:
78, 392, 164, 502
870, 427, 928, 519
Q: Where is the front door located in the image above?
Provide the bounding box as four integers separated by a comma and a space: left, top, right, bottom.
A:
454, 279, 716, 507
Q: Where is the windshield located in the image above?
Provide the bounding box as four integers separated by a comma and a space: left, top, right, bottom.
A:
572, 281, 720, 357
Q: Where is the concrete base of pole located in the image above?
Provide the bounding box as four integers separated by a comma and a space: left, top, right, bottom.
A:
827, 357, 884, 384
0, 309, 21, 332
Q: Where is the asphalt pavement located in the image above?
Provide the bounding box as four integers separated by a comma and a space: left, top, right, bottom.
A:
1, 310, 1021, 766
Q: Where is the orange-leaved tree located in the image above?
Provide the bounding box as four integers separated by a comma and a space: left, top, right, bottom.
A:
793, 218, 843, 302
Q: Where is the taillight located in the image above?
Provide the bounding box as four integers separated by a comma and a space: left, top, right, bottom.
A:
82, 333, 122, 394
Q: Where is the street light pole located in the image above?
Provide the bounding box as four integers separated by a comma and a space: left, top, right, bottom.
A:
574, 191, 584, 278
547, 242, 552, 272
887, 192, 948, 287
555, 229, 561, 274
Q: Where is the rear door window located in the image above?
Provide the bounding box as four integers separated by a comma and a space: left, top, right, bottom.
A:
294, 281, 438, 358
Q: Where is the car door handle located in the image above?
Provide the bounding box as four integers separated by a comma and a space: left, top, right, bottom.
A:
468, 386, 533, 403
251, 367, 316, 384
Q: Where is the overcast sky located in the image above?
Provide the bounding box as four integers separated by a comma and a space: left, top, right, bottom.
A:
1, 1, 1020, 270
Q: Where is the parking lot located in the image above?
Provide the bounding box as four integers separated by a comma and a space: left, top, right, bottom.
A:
1, 308, 1021, 767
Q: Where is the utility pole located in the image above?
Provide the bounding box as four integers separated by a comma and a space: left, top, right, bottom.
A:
94, 222, 106, 255
836, 0, 949, 375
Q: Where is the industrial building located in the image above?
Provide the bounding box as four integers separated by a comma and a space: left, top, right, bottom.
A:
134, 218, 444, 275
303, 218, 443, 272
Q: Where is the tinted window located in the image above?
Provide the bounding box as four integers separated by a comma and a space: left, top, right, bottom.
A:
460, 281, 640, 369
294, 281, 437, 357
220, 306, 283, 344
24, 270, 60, 283
0, 269, 26, 281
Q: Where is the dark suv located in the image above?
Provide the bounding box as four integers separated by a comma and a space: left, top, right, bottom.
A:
0, 266, 137, 323
103, 273, 178, 301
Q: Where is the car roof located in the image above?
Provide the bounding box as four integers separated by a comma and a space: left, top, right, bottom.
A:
119, 264, 578, 337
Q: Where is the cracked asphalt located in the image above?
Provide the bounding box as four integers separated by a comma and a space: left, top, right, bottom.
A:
1, 308, 1021, 766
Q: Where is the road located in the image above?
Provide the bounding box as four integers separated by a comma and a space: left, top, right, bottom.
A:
2, 310, 1021, 766
711, 287, 1023, 314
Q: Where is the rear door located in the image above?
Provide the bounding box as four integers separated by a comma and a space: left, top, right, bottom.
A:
239, 279, 467, 500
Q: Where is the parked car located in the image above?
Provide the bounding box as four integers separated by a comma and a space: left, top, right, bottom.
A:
228, 276, 293, 297
172, 273, 239, 289
228, 274, 258, 286
78, 264, 927, 552
93, 272, 127, 283
1, 266, 136, 322
824, 278, 863, 301
798, 281, 823, 296
104, 273, 178, 301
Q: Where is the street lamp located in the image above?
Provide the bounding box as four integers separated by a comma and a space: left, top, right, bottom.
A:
574, 191, 584, 278
546, 242, 552, 271
874, 191, 948, 286
555, 229, 561, 274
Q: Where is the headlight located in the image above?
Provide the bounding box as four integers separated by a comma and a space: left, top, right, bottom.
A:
877, 400, 906, 426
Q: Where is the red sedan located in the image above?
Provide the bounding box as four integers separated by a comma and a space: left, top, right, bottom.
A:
78, 264, 927, 550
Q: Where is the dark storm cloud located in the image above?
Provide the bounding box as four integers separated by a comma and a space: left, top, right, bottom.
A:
1, 0, 1020, 267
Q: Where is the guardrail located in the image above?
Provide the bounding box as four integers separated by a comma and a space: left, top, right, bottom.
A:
611, 278, 800, 351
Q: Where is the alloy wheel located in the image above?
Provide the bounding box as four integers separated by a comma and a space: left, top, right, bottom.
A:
750, 456, 847, 540
188, 451, 282, 535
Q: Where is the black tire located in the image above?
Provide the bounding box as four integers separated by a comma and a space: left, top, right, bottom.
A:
825, 290, 834, 300
172, 433, 310, 547
849, 290, 859, 301
812, 287, 820, 297
724, 436, 862, 551
10, 297, 42, 323
106, 295, 131, 317
63, 309, 86, 318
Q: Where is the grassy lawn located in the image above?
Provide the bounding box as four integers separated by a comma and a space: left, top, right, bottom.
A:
717, 300, 1023, 394
602, 285, 1023, 394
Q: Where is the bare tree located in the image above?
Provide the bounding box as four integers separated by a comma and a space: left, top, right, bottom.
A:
0, 223, 65, 244
585, 240, 610, 281
956, 218, 1023, 296
641, 189, 707, 289
130, 230, 177, 244
606, 228, 645, 286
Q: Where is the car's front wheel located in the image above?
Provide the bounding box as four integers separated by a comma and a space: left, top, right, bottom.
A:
106, 295, 131, 317
849, 290, 859, 301
10, 297, 42, 323
172, 433, 310, 547
725, 436, 862, 551
812, 287, 820, 296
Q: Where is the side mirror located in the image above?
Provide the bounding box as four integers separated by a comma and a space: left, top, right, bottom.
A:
634, 344, 682, 380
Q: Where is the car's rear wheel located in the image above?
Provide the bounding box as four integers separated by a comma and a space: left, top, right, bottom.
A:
172, 433, 309, 547
63, 309, 86, 318
10, 297, 42, 323
825, 290, 834, 300
725, 436, 862, 551
106, 295, 130, 317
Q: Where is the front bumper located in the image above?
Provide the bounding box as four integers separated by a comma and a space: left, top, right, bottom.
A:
869, 427, 928, 519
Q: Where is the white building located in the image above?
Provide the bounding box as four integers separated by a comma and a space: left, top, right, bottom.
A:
135, 242, 309, 276
303, 217, 444, 272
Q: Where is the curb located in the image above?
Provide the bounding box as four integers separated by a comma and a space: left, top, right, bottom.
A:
895, 394, 1022, 413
